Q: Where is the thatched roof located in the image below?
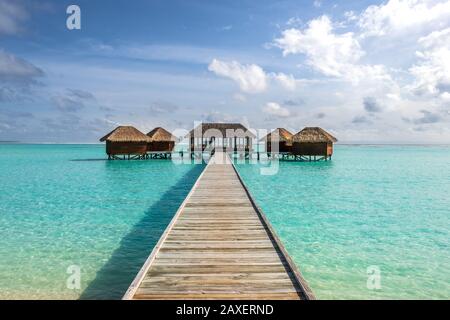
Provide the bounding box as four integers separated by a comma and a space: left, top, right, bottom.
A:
260, 128, 293, 142
147, 127, 176, 142
187, 123, 256, 138
100, 126, 150, 142
292, 127, 338, 143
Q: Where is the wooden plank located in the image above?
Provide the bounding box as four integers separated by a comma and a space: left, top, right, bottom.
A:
133, 292, 302, 300
152, 259, 288, 265
140, 272, 294, 280
123, 151, 315, 300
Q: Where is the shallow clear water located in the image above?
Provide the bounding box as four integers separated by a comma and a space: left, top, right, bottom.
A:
0, 144, 204, 299
235, 145, 450, 299
0, 144, 449, 299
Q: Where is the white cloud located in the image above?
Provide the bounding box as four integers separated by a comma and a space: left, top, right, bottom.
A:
208, 59, 268, 93
409, 27, 450, 96
3, 0, 449, 143
418, 26, 450, 47
0, 0, 27, 35
344, 11, 358, 22
313, 0, 322, 8
273, 15, 391, 83
440, 92, 450, 100
359, 0, 450, 37
0, 50, 43, 102
208, 59, 299, 93
262, 102, 291, 118
387, 93, 401, 100
271, 72, 297, 90
274, 16, 363, 72
0, 49, 43, 82
0, 49, 43, 102
286, 17, 302, 27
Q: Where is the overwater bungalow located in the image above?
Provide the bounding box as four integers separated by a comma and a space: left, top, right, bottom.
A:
291, 127, 337, 160
260, 128, 293, 153
146, 127, 176, 152
100, 126, 150, 160
187, 123, 256, 153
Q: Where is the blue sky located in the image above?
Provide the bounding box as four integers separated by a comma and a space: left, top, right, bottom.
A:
0, 0, 449, 143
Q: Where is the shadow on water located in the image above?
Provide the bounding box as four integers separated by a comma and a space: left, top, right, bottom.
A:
79, 164, 205, 300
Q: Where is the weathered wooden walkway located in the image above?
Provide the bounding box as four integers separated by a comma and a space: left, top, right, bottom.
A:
123, 152, 314, 300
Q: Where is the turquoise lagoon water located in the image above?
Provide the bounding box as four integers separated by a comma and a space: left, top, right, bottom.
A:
235, 145, 450, 299
0, 144, 204, 299
0, 144, 449, 299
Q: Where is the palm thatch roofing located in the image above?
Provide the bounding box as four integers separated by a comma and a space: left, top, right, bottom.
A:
100, 126, 151, 142
147, 127, 176, 142
292, 127, 338, 143
187, 123, 256, 138
260, 128, 293, 142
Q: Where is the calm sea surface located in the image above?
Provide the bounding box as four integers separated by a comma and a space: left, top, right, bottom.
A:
0, 144, 448, 299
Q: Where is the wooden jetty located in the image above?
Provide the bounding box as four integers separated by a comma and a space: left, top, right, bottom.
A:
123, 151, 314, 300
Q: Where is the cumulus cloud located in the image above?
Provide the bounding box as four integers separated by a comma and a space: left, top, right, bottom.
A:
52, 89, 96, 113
344, 11, 358, 22
262, 102, 291, 118
273, 15, 391, 83
274, 16, 363, 75
4, 0, 450, 143
409, 27, 450, 96
441, 92, 450, 101
0, 49, 44, 84
286, 17, 302, 27
0, 50, 44, 103
413, 110, 441, 124
0, 0, 27, 35
363, 97, 383, 113
208, 58, 299, 93
208, 59, 268, 93
271, 72, 297, 90
358, 0, 450, 38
